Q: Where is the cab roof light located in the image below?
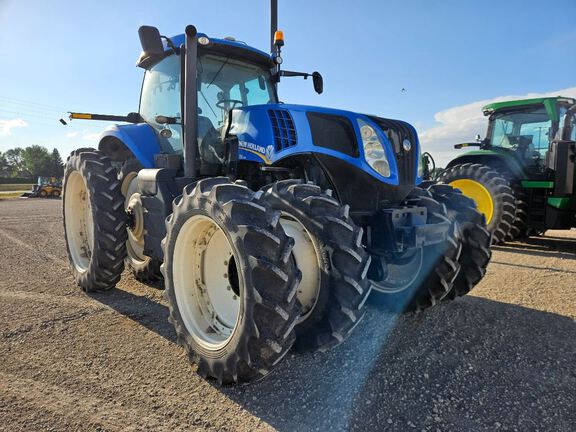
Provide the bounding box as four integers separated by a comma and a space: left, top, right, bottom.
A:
274, 30, 284, 47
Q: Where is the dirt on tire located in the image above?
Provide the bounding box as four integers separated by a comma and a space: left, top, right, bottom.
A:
1, 199, 574, 431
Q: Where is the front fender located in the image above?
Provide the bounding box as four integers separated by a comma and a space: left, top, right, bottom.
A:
98, 123, 160, 168
446, 150, 527, 178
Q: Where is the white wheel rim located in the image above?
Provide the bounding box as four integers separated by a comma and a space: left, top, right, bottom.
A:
370, 248, 423, 293
280, 215, 321, 323
64, 171, 94, 273
123, 173, 147, 263
172, 215, 241, 350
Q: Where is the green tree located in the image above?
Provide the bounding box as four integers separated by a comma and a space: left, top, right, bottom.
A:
48, 148, 64, 177
21, 145, 51, 177
4, 147, 24, 176
0, 151, 8, 176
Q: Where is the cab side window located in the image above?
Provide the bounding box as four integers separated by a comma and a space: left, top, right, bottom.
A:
140, 55, 182, 153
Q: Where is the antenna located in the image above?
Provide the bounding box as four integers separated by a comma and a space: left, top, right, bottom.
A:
270, 0, 278, 55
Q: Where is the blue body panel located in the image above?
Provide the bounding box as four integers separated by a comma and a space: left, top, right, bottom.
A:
229, 104, 422, 186
129, 33, 422, 186
99, 123, 160, 168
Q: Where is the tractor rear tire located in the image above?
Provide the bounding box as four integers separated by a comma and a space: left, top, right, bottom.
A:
505, 187, 529, 241
51, 189, 61, 198
162, 177, 302, 384
119, 158, 163, 282
369, 187, 462, 312
259, 180, 371, 352
63, 148, 127, 292
425, 183, 492, 299
438, 163, 516, 244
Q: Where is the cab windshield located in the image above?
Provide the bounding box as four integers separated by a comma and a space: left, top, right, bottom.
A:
198, 53, 277, 130
488, 105, 552, 157
139, 51, 276, 158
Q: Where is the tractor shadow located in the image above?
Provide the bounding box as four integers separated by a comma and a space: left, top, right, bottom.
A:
87, 278, 575, 431
87, 287, 177, 343
220, 298, 576, 432
492, 234, 576, 260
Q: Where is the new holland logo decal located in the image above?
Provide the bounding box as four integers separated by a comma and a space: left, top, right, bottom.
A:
238, 141, 273, 164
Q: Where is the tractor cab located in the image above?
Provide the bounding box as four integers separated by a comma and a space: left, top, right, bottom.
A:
137, 33, 280, 164
479, 97, 576, 175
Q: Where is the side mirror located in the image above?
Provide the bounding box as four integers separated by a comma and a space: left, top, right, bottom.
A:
137, 26, 165, 68
312, 72, 323, 94
475, 134, 482, 142
139, 26, 164, 55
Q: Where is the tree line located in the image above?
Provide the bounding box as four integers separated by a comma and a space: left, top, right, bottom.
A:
0, 146, 64, 179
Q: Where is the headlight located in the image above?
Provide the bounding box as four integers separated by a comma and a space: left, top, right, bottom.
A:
357, 118, 391, 177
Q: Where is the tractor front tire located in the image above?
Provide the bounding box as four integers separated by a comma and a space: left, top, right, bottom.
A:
162, 178, 302, 384
119, 158, 163, 282
438, 163, 516, 244
63, 148, 127, 292
369, 187, 462, 312
426, 183, 492, 299
259, 180, 371, 352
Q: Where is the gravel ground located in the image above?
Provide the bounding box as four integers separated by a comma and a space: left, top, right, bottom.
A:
0, 199, 574, 431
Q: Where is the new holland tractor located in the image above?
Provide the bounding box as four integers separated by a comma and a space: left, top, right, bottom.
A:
62, 2, 491, 383
438, 97, 576, 244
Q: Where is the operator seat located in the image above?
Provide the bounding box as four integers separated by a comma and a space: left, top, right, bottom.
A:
198, 115, 225, 164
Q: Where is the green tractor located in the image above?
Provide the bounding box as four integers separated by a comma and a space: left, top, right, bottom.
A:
438, 96, 576, 244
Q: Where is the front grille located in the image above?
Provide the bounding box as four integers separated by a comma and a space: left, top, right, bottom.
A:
306, 112, 359, 157
268, 109, 297, 151
368, 116, 419, 185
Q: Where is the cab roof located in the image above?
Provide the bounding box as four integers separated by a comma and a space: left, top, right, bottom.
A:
169, 33, 271, 59
482, 96, 576, 121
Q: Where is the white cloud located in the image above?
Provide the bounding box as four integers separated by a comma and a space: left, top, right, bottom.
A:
419, 87, 576, 167
82, 132, 100, 142
0, 118, 27, 136
64, 130, 100, 141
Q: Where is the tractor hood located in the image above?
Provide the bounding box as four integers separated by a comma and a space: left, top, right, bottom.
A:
228, 104, 422, 187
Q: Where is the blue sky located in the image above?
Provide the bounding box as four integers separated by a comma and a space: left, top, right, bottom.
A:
0, 0, 575, 164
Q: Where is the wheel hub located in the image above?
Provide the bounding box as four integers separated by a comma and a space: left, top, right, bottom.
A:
64, 170, 94, 272
280, 216, 321, 323
127, 194, 144, 239
172, 215, 241, 349
370, 248, 424, 293
449, 179, 494, 224
123, 174, 147, 262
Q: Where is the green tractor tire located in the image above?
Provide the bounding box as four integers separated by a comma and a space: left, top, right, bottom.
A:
438, 163, 516, 244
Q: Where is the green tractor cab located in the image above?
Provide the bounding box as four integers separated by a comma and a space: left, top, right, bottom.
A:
438, 96, 576, 243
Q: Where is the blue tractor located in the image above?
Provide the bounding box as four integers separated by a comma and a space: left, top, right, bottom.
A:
62, 2, 491, 384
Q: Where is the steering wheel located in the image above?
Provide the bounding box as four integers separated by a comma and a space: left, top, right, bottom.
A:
216, 99, 244, 110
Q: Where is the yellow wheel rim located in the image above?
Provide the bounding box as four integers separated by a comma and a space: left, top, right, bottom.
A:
449, 179, 494, 224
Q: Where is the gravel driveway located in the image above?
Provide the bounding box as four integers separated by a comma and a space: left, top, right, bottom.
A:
1, 199, 574, 431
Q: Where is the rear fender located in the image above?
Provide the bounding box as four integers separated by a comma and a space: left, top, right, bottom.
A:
98, 123, 160, 168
